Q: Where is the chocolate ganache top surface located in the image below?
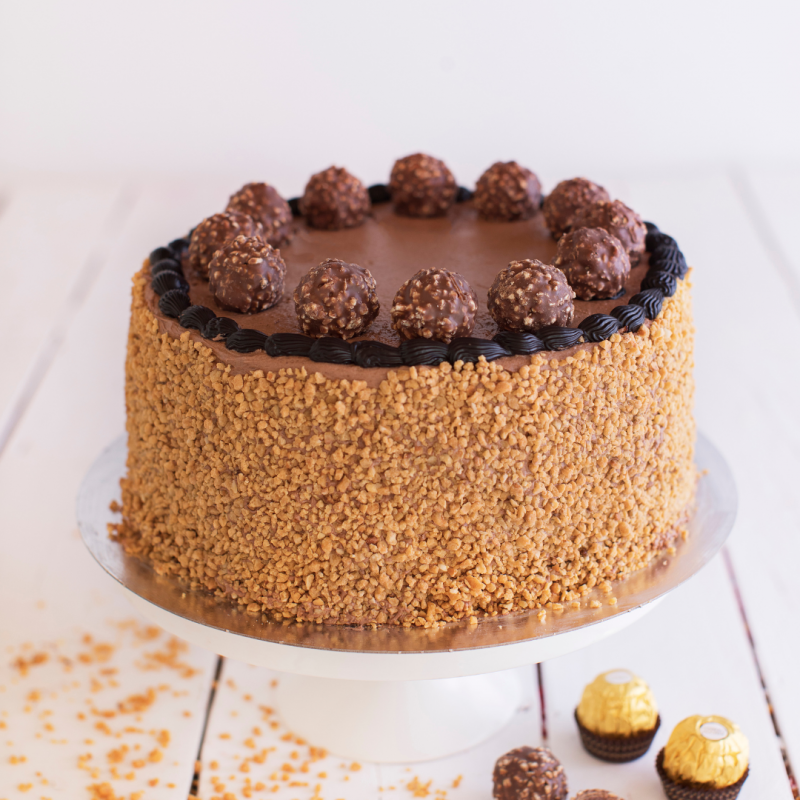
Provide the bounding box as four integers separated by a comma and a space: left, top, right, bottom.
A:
145, 200, 651, 385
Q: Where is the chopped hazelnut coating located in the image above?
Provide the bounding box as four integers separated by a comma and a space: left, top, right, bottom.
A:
570, 199, 647, 266
117, 263, 695, 628
389, 153, 457, 218
391, 267, 478, 342
227, 182, 292, 247
488, 259, 575, 332
188, 212, 264, 279
573, 792, 624, 800
209, 235, 285, 314
543, 177, 610, 239
474, 161, 542, 221
554, 227, 631, 300
300, 166, 371, 230
293, 258, 379, 339
492, 746, 568, 800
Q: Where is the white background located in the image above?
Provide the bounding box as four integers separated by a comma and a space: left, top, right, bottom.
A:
1, 0, 799, 190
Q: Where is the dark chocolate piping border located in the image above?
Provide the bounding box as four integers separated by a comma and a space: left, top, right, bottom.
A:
149, 195, 688, 369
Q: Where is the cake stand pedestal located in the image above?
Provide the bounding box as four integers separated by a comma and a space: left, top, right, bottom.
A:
77, 433, 736, 763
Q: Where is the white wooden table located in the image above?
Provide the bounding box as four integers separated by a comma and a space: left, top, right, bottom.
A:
0, 168, 797, 800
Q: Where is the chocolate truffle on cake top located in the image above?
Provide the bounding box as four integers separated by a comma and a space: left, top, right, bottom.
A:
391, 267, 477, 342
572, 792, 624, 800
569, 199, 647, 266
299, 166, 371, 230
474, 161, 542, 221
187, 211, 264, 279
554, 227, 631, 300
226, 182, 293, 247
293, 258, 379, 339
488, 259, 575, 333
209, 234, 285, 314
389, 153, 458, 217
542, 177, 610, 238
492, 746, 568, 800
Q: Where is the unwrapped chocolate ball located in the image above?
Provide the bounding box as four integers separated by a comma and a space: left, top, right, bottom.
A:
300, 166, 371, 230
226, 182, 292, 247
474, 161, 542, 221
293, 258, 379, 338
389, 153, 457, 217
209, 234, 285, 314
488, 259, 575, 333
569, 199, 647, 265
554, 227, 631, 300
188, 211, 264, 279
493, 746, 568, 800
543, 178, 610, 238
573, 792, 624, 800
660, 716, 749, 792
391, 267, 477, 342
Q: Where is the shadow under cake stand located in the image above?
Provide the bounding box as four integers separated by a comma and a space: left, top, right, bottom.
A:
77, 433, 736, 763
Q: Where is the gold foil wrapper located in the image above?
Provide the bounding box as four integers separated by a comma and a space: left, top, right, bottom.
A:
575, 669, 658, 736
663, 715, 749, 788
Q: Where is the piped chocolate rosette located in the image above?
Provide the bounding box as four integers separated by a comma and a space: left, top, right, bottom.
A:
575, 669, 661, 762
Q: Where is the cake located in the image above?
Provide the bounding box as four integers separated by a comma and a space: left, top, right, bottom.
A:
114, 154, 696, 628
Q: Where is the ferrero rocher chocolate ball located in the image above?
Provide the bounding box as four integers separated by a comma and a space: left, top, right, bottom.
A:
542, 177, 610, 239
554, 227, 631, 300
474, 161, 542, 221
391, 267, 477, 342
488, 259, 575, 333
293, 258, 379, 339
569, 199, 647, 265
492, 746, 568, 800
209, 234, 285, 314
389, 153, 457, 218
576, 670, 658, 737
662, 715, 749, 789
573, 792, 624, 800
300, 166, 371, 230
188, 211, 264, 279
226, 182, 292, 247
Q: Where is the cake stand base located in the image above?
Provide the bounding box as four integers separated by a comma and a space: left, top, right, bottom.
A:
80, 433, 735, 763
276, 670, 523, 763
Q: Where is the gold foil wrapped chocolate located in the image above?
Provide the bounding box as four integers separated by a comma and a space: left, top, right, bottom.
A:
576, 669, 658, 736
663, 715, 749, 789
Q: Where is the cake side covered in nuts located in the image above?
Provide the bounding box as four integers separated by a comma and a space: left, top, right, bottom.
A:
116, 263, 695, 628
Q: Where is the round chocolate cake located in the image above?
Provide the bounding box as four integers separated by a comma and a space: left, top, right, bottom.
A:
115, 155, 695, 627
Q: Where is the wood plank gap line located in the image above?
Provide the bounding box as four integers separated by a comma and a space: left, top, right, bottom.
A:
191, 654, 224, 798
536, 662, 548, 742
722, 546, 800, 799
730, 166, 800, 320
0, 184, 137, 459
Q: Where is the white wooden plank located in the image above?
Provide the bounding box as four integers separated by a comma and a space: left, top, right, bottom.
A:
543, 556, 792, 799
198, 661, 540, 800
738, 164, 800, 309
0, 179, 239, 797
618, 170, 800, 779
0, 180, 130, 447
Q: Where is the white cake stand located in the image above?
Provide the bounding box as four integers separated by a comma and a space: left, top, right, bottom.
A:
77, 433, 736, 763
